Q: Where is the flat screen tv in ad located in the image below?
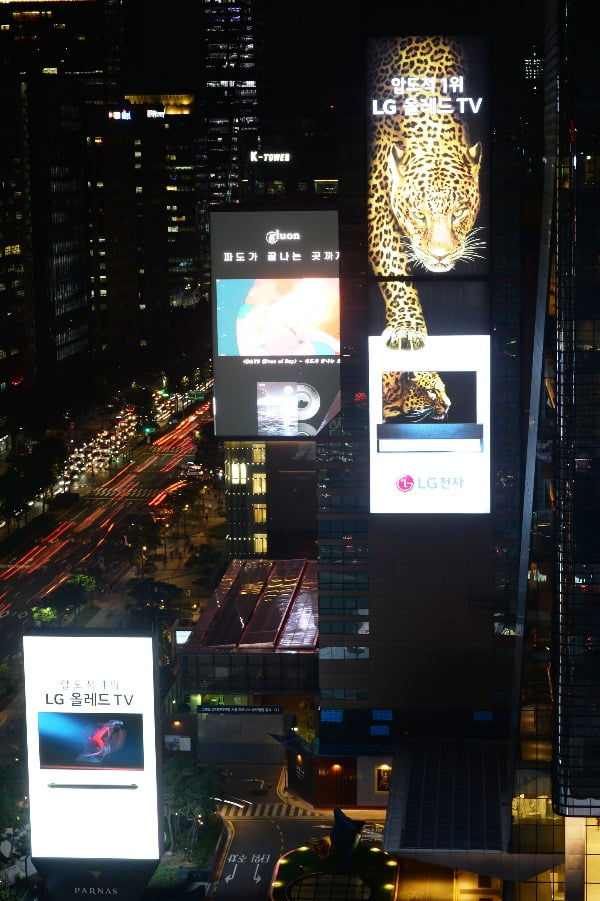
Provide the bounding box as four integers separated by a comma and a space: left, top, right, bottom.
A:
38, 711, 144, 771
369, 335, 490, 513
23, 632, 162, 861
210, 210, 340, 438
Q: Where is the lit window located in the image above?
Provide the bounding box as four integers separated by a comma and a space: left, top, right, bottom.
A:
320, 709, 343, 723
252, 444, 266, 464
371, 725, 390, 736
253, 533, 267, 554
253, 504, 266, 524
231, 462, 247, 485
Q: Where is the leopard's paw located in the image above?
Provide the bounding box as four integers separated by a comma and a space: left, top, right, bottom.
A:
382, 325, 426, 351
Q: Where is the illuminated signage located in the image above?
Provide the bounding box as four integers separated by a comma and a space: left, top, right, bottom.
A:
108, 109, 132, 121
210, 210, 340, 438
369, 335, 490, 513
249, 151, 291, 162
23, 632, 162, 862
367, 35, 490, 514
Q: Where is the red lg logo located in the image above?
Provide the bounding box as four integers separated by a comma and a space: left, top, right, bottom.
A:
396, 475, 414, 492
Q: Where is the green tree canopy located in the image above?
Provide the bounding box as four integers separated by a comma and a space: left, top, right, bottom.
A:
162, 758, 224, 852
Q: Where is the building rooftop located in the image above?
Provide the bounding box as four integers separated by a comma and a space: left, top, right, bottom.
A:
181, 558, 318, 654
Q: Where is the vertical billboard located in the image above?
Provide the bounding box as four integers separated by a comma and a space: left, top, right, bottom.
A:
367, 36, 490, 513
210, 210, 340, 438
23, 631, 162, 896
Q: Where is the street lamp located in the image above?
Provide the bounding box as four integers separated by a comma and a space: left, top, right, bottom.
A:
141, 546, 147, 582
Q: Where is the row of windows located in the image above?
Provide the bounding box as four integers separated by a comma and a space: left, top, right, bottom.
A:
320, 689, 370, 700
319, 597, 369, 615
320, 708, 393, 722
318, 494, 369, 513
319, 546, 368, 564
318, 519, 367, 538
319, 571, 369, 589
319, 646, 369, 659
320, 621, 369, 635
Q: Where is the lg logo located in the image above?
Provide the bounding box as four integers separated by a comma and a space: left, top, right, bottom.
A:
396, 475, 415, 492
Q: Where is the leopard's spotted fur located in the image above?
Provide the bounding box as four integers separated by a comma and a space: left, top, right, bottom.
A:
382, 371, 451, 422
368, 36, 484, 421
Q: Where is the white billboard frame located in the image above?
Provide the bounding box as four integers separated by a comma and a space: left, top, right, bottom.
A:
369, 335, 490, 513
23, 631, 162, 862
210, 209, 341, 438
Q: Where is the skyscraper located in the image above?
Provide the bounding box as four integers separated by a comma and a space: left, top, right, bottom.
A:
548, 2, 600, 823
0, 0, 124, 423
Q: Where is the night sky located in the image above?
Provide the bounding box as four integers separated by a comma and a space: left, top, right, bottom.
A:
122, 0, 544, 108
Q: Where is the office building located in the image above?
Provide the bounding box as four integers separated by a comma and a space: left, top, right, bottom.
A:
546, 0, 600, 832
84, 93, 209, 385
0, 0, 124, 422
0, 0, 261, 425
190, 2, 599, 897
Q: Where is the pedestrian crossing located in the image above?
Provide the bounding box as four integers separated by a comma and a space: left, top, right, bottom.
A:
89, 486, 155, 500
220, 802, 324, 819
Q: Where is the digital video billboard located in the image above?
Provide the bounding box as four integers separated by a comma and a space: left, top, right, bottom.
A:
211, 210, 340, 438
367, 35, 490, 514
23, 632, 162, 861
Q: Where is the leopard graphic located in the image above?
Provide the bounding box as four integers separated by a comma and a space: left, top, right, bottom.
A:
368, 36, 485, 420
382, 371, 450, 422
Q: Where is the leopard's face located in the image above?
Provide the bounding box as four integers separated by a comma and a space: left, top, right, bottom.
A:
388, 140, 483, 274
367, 36, 485, 353
382, 371, 451, 422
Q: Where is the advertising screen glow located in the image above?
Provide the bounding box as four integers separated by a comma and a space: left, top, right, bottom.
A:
369, 335, 490, 513
367, 35, 490, 513
211, 210, 340, 438
23, 633, 161, 861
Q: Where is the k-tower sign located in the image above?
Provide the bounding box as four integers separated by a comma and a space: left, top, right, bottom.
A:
210, 209, 340, 438
367, 35, 491, 514
23, 630, 162, 899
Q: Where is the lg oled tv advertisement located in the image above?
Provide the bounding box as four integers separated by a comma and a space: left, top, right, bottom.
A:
210, 210, 340, 438
367, 35, 490, 514
23, 631, 162, 862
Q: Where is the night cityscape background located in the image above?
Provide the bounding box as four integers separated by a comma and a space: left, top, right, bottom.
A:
0, 1, 598, 900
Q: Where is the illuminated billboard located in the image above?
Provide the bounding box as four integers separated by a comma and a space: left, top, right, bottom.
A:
367, 35, 490, 514
369, 335, 490, 513
23, 632, 162, 863
211, 210, 340, 438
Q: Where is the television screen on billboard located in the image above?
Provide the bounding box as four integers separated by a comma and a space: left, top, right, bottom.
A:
369, 335, 490, 513
210, 210, 340, 438
367, 35, 490, 513
23, 632, 161, 861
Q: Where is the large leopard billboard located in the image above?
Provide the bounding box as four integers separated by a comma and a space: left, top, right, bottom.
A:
367, 36, 490, 514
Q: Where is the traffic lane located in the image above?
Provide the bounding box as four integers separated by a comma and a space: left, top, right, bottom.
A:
217, 763, 284, 808
212, 818, 280, 901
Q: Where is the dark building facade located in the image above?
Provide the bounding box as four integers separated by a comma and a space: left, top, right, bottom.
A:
84, 93, 207, 382
198, 1, 600, 896
549, 2, 600, 824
